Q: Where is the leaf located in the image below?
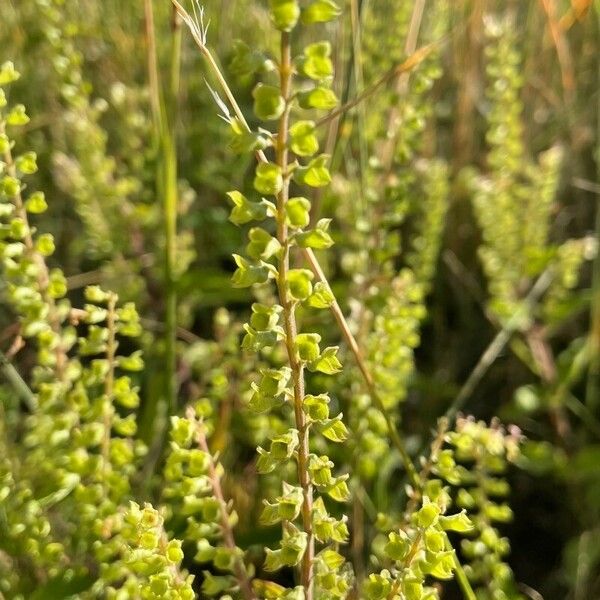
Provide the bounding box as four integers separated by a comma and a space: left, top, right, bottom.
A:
299, 42, 333, 80
301, 0, 341, 24
295, 219, 334, 249
269, 0, 300, 31
254, 162, 283, 195
253, 83, 285, 121
227, 190, 273, 225
285, 197, 311, 228
307, 281, 334, 308
286, 268, 314, 301
320, 416, 348, 442
294, 155, 332, 188
298, 86, 338, 110
309, 346, 342, 374
289, 120, 319, 157
246, 227, 281, 260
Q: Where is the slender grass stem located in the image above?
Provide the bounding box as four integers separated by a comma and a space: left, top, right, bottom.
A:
145, 0, 180, 417
0, 349, 36, 410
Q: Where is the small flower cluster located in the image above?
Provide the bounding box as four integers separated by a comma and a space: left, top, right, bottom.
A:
163, 403, 257, 599
471, 16, 592, 327
435, 417, 523, 600
364, 481, 474, 600
102, 501, 195, 600
1, 62, 147, 596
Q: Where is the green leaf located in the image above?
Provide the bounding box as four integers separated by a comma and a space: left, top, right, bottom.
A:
246, 227, 281, 260
295, 218, 334, 249
294, 155, 332, 188
320, 416, 348, 442
227, 190, 274, 225
309, 346, 342, 374
299, 42, 333, 80
301, 0, 341, 24
303, 393, 330, 421
285, 197, 311, 228
7, 104, 30, 126
289, 120, 319, 157
25, 191, 48, 214
295, 333, 321, 362
254, 162, 283, 195
286, 268, 314, 301
307, 281, 334, 308
269, 0, 300, 31
438, 511, 474, 533
253, 83, 285, 121
384, 531, 410, 561
298, 86, 338, 110
0, 61, 20, 85
327, 478, 350, 502
231, 254, 273, 288
317, 548, 345, 570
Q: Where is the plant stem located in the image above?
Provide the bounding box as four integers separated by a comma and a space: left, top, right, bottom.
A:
145, 0, 179, 416
274, 31, 314, 598
102, 293, 118, 484
449, 539, 477, 600
587, 3, 600, 412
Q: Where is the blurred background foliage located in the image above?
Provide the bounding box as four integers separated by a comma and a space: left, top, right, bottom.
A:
1, 0, 600, 598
